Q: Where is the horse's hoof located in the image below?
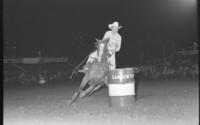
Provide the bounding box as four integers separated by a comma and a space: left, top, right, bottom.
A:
68, 100, 74, 105
80, 91, 87, 98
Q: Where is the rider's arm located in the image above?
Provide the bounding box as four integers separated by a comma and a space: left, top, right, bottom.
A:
115, 36, 122, 52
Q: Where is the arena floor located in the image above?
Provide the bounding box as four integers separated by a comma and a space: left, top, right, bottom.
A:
3, 79, 199, 125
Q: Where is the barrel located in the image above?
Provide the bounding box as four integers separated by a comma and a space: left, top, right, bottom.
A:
108, 68, 135, 108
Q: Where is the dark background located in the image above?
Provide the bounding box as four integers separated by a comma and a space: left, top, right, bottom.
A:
3, 0, 198, 67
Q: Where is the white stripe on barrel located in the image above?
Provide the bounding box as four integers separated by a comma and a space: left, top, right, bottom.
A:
108, 82, 135, 96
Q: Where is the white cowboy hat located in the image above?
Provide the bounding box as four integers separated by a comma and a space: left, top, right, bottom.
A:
108, 21, 122, 29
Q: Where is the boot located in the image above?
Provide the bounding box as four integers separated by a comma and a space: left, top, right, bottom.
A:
78, 67, 89, 73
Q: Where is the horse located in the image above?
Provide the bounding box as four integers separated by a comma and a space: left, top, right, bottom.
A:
69, 38, 110, 104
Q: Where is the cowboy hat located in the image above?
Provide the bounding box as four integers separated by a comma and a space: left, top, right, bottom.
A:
108, 21, 122, 29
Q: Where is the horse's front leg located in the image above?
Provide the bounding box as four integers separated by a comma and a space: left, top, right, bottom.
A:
87, 75, 107, 97
79, 83, 95, 99
69, 74, 90, 104
86, 84, 102, 97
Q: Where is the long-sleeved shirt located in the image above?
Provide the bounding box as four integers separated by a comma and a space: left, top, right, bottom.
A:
103, 30, 122, 54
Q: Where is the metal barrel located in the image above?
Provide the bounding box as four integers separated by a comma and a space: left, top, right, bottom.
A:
108, 68, 136, 108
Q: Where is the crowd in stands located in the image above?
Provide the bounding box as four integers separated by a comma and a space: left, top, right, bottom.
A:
137, 56, 199, 80
4, 55, 199, 85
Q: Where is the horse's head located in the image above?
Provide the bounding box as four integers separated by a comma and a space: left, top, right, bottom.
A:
94, 38, 109, 48
94, 38, 110, 62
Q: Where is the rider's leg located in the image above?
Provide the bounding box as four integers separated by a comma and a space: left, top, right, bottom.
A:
87, 51, 98, 63
79, 51, 98, 73
79, 51, 97, 72
109, 53, 116, 70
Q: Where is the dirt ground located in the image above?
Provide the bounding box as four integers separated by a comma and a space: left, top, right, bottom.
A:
3, 79, 199, 125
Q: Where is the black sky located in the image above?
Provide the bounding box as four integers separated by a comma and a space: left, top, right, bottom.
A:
3, 0, 198, 65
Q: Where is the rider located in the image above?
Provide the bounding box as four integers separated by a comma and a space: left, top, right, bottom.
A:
103, 21, 122, 69
83, 21, 122, 71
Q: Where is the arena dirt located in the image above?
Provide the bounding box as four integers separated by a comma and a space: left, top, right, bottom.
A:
4, 79, 198, 125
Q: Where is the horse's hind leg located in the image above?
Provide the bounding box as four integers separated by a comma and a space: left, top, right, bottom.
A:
69, 75, 90, 104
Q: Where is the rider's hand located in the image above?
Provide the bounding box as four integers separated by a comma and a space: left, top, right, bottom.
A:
109, 50, 115, 57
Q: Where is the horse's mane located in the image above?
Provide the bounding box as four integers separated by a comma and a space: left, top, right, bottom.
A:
83, 38, 110, 73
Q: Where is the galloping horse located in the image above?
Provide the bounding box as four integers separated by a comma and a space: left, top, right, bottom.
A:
69, 38, 110, 104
